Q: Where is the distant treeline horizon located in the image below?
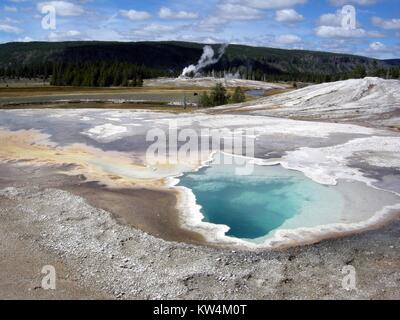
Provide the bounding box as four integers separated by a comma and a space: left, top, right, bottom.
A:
1, 61, 399, 87
0, 41, 399, 87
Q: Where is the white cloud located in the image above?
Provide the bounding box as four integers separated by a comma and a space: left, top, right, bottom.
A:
173, 34, 224, 44
371, 17, 400, 30
159, 7, 198, 19
275, 9, 304, 23
364, 42, 400, 58
17, 36, 34, 42
48, 30, 82, 41
37, 1, 84, 17
316, 9, 383, 39
317, 13, 342, 27
197, 3, 264, 32
133, 24, 179, 36
233, 0, 307, 9
369, 41, 385, 51
4, 6, 18, 13
275, 34, 302, 44
329, 0, 377, 6
120, 9, 151, 21
217, 3, 263, 20
315, 25, 381, 38
0, 24, 22, 33
197, 16, 227, 32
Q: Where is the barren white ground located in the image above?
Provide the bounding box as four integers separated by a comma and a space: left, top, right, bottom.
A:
145, 77, 289, 90
0, 77, 399, 299
210, 77, 400, 129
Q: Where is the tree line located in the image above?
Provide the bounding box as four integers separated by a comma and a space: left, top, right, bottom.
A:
0, 62, 52, 80
50, 62, 169, 87
203, 64, 400, 84
0, 61, 399, 87
0, 62, 170, 87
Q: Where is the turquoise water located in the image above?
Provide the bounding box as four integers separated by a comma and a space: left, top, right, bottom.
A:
178, 154, 345, 241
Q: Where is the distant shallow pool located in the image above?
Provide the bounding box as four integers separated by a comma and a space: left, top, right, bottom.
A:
246, 89, 265, 97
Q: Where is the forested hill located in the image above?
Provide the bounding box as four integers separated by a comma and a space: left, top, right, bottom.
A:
0, 41, 399, 85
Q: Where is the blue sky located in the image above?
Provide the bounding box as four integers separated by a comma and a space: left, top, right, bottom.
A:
0, 0, 399, 59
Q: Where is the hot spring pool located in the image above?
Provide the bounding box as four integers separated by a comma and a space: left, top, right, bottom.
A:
177, 153, 400, 243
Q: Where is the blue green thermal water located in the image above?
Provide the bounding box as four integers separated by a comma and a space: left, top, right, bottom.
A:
178, 154, 345, 241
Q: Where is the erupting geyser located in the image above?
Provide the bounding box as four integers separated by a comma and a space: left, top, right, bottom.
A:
180, 44, 228, 78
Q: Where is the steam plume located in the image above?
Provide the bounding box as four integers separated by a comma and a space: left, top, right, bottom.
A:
180, 44, 229, 78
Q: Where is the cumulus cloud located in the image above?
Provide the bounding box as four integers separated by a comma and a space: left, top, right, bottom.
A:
315, 25, 382, 38
197, 16, 227, 32
159, 7, 198, 19
197, 2, 264, 32
217, 3, 264, 20
316, 9, 383, 39
120, 9, 151, 21
37, 1, 84, 17
329, 0, 377, 6
371, 17, 400, 30
0, 23, 22, 33
17, 36, 34, 42
173, 34, 224, 44
369, 41, 385, 51
317, 12, 342, 27
365, 42, 400, 58
275, 34, 302, 44
48, 30, 82, 41
133, 24, 180, 36
275, 9, 304, 23
232, 0, 307, 9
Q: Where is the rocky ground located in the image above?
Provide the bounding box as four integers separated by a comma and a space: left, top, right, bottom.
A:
0, 77, 399, 300
0, 183, 399, 300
